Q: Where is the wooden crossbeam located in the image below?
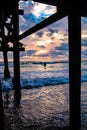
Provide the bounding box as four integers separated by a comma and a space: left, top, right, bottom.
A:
81, 5, 87, 17
32, 0, 58, 6
0, 47, 25, 51
33, 0, 87, 17
19, 12, 67, 40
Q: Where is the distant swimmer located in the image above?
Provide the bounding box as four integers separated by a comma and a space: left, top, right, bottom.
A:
44, 62, 46, 69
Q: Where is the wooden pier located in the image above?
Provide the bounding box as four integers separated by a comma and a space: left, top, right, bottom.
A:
0, 0, 87, 129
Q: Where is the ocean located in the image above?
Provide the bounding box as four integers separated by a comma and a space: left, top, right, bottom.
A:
0, 60, 87, 90
1, 60, 87, 129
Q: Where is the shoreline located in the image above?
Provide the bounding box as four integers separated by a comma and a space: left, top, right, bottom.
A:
2, 82, 87, 130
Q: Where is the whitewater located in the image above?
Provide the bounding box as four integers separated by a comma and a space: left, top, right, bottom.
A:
0, 60, 87, 91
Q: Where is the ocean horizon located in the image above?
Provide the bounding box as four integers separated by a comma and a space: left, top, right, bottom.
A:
0, 59, 87, 91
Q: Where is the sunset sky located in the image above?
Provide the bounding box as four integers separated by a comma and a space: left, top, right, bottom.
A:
1, 0, 87, 62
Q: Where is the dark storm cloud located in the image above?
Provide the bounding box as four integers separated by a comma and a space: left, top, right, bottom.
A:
48, 28, 58, 33
26, 50, 36, 56
20, 52, 26, 57
37, 45, 46, 48
82, 50, 87, 55
48, 28, 55, 34
82, 39, 87, 46
23, 13, 40, 23
46, 28, 59, 37
81, 17, 87, 24
49, 48, 68, 58
55, 43, 68, 51
36, 32, 44, 37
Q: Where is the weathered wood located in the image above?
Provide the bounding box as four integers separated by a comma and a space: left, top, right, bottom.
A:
12, 0, 21, 107
3, 51, 11, 78
0, 47, 25, 51
0, 12, 11, 79
0, 81, 5, 130
68, 11, 81, 130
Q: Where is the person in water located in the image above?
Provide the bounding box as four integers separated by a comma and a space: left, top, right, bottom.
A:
44, 62, 46, 69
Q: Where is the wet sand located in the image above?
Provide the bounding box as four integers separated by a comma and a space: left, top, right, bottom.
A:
2, 83, 87, 130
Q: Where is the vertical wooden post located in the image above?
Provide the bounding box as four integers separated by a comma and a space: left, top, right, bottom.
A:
68, 12, 81, 130
0, 80, 5, 130
13, 0, 21, 106
0, 12, 10, 79
3, 51, 11, 78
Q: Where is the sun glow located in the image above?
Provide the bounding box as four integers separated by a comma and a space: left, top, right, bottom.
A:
37, 41, 46, 46
35, 50, 48, 55
32, 3, 56, 18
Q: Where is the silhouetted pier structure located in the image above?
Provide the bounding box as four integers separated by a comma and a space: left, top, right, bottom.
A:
0, 0, 87, 129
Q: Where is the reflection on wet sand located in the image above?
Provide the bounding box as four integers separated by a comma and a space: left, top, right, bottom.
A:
3, 84, 69, 129
3, 82, 87, 129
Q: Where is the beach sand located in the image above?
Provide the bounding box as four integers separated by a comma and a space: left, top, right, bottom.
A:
2, 82, 87, 130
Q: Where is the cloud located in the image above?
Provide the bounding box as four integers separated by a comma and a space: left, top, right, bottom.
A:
81, 17, 87, 24
49, 48, 68, 58
26, 50, 36, 56
55, 43, 68, 51
48, 28, 58, 34
36, 32, 44, 37
20, 52, 26, 57
19, 1, 57, 31
82, 39, 87, 59
10, 2, 87, 61
82, 39, 87, 47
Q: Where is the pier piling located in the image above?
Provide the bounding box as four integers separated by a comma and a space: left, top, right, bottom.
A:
12, 0, 21, 106
0, 81, 5, 130
68, 11, 81, 130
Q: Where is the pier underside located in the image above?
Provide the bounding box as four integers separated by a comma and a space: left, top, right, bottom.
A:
0, 0, 87, 129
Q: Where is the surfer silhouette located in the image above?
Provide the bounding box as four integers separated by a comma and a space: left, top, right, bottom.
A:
44, 62, 46, 69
